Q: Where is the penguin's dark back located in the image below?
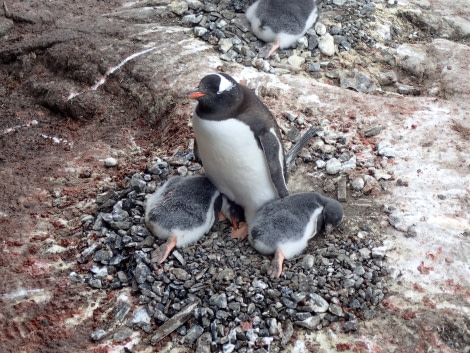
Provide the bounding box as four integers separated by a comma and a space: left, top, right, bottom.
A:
256, 0, 317, 35
146, 176, 219, 230
252, 192, 324, 242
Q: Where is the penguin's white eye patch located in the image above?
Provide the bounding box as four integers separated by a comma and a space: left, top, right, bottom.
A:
216, 74, 234, 94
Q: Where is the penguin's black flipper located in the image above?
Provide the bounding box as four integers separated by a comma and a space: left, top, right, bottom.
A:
259, 129, 289, 198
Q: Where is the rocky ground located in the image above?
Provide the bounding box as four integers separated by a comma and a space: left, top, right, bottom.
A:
1, 0, 469, 352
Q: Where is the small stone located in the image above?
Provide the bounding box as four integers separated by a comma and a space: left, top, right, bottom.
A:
115, 299, 132, 321
216, 268, 235, 282
194, 26, 208, 37
343, 320, 358, 332
135, 263, 151, 284
340, 69, 376, 93
287, 55, 305, 68
104, 157, 117, 167
397, 83, 420, 96
315, 23, 327, 36
318, 33, 335, 56
372, 246, 387, 258
333, 0, 347, 5
359, 248, 371, 259
90, 329, 107, 341
341, 155, 356, 171
168, 1, 188, 15
316, 159, 326, 169
305, 293, 329, 313
209, 293, 228, 309
185, 324, 204, 344
363, 126, 383, 137
378, 71, 397, 86
182, 14, 202, 24
301, 255, 315, 270
171, 268, 190, 281
351, 177, 365, 191
281, 320, 293, 346
340, 41, 351, 51
113, 327, 133, 342
326, 158, 341, 175
219, 38, 233, 53
267, 318, 280, 336
196, 332, 212, 353
374, 170, 392, 181
328, 303, 344, 317
131, 308, 151, 325
89, 278, 102, 289
308, 61, 321, 72
376, 141, 398, 158
353, 266, 366, 276
294, 315, 321, 330
93, 248, 113, 263
177, 166, 188, 176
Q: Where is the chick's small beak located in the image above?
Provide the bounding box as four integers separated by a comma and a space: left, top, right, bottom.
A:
324, 224, 333, 237
187, 88, 206, 99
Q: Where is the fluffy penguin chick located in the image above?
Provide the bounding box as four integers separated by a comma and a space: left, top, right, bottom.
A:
248, 192, 344, 278
188, 73, 288, 238
145, 176, 222, 264
246, 0, 319, 58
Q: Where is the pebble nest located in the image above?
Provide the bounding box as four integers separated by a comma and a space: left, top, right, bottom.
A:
76, 0, 399, 350
78, 150, 390, 351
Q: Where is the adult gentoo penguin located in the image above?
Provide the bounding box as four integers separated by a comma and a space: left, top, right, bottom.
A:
246, 0, 320, 58
248, 192, 344, 278
187, 73, 288, 237
145, 176, 223, 264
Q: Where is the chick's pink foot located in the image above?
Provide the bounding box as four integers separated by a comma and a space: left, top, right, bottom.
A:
151, 236, 177, 264
267, 248, 285, 278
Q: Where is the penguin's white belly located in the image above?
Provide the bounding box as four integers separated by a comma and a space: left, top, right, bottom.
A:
277, 206, 322, 259
193, 116, 278, 219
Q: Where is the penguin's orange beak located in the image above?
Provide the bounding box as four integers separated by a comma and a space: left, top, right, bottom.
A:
187, 89, 206, 99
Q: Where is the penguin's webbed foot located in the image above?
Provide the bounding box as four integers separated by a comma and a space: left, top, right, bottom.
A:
230, 222, 248, 239
151, 236, 177, 264
258, 38, 281, 59
267, 248, 285, 278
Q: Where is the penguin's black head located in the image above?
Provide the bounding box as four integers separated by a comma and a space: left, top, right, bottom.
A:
323, 198, 344, 236
187, 73, 241, 113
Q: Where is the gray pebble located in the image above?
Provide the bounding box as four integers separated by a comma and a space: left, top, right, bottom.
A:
185, 324, 205, 344
351, 177, 365, 191
90, 329, 107, 341
326, 158, 342, 175
328, 303, 344, 317
113, 327, 133, 342
343, 320, 358, 332
171, 268, 190, 281
294, 315, 321, 330
301, 255, 315, 270
104, 157, 117, 167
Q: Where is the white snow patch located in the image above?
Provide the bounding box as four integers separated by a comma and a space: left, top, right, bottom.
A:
3, 288, 51, 303
2, 119, 38, 135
